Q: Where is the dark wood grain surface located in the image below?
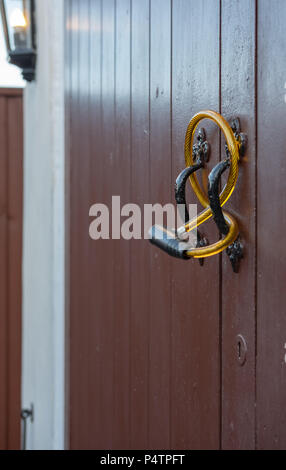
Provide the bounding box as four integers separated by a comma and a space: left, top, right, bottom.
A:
221, 0, 256, 449
66, 0, 286, 450
171, 0, 221, 450
257, 0, 286, 450
0, 89, 23, 450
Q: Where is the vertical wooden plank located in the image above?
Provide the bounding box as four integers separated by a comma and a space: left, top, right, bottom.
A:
75, 0, 91, 448
7, 97, 23, 449
171, 0, 221, 449
95, 0, 116, 449
130, 0, 150, 450
69, 0, 117, 449
0, 96, 8, 450
112, 0, 131, 450
221, 0, 256, 450
87, 0, 104, 450
149, 0, 172, 449
69, 0, 81, 448
257, 0, 286, 449
0, 91, 22, 450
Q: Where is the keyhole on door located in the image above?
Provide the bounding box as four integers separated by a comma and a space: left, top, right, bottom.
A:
238, 340, 241, 360
236, 334, 247, 366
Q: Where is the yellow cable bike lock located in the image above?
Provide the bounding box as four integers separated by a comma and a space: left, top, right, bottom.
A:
149, 110, 247, 273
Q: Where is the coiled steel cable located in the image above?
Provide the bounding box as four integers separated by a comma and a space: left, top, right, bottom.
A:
182, 110, 240, 258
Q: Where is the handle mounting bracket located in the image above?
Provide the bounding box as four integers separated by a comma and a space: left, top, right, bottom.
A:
226, 238, 244, 274
192, 128, 210, 163
230, 117, 248, 158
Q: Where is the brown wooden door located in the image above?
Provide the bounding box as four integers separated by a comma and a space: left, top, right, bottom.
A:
0, 88, 23, 450
65, 0, 286, 450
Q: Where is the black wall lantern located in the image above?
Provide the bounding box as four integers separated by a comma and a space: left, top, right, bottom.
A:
0, 0, 36, 82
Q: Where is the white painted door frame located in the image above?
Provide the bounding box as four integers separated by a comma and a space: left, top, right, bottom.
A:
22, 0, 65, 450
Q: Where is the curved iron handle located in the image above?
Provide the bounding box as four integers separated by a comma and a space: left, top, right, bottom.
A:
175, 162, 204, 223
149, 163, 203, 260
149, 160, 234, 261
175, 162, 207, 266
208, 159, 243, 273
208, 159, 230, 236
149, 110, 246, 271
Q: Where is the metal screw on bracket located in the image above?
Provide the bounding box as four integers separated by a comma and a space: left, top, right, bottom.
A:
231, 118, 248, 158
192, 128, 210, 163
196, 233, 208, 267
225, 117, 248, 159
226, 238, 244, 274
21, 404, 34, 451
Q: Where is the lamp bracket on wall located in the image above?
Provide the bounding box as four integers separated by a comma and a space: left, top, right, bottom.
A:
0, 0, 37, 82
9, 50, 36, 82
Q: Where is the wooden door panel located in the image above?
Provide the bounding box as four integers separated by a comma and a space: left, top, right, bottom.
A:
171, 0, 221, 450
7, 95, 23, 449
67, 0, 221, 449
130, 0, 151, 450
113, 0, 132, 451
0, 95, 8, 449
0, 89, 23, 450
96, 0, 116, 449
221, 0, 256, 449
66, 0, 286, 450
257, 0, 286, 449
149, 0, 172, 449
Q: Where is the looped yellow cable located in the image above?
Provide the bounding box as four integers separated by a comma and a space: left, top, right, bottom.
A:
183, 110, 240, 259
